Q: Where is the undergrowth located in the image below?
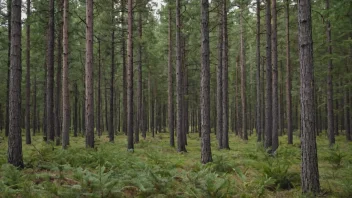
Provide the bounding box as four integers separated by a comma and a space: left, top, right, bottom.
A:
0, 132, 351, 197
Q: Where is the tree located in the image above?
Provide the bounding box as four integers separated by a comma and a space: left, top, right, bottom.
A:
62, 0, 69, 149
8, 0, 23, 168
271, 0, 278, 152
216, 0, 223, 148
200, 0, 212, 164
136, 2, 143, 144
109, 2, 115, 142
298, 0, 320, 194
46, 0, 55, 142
326, 0, 335, 147
176, 0, 186, 152
222, 0, 229, 148
240, 1, 247, 141
85, 0, 94, 148
168, 2, 174, 147
285, 0, 293, 144
25, 0, 31, 145
127, 0, 134, 150
264, 0, 272, 149
256, 0, 261, 142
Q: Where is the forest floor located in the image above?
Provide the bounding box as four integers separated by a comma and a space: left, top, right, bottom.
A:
0, 131, 351, 197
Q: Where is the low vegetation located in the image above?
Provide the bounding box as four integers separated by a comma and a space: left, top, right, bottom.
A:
0, 132, 351, 197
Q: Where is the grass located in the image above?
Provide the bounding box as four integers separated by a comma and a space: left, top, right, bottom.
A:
0, 130, 351, 197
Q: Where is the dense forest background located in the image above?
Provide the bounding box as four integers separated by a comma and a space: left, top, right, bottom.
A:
0, 0, 351, 197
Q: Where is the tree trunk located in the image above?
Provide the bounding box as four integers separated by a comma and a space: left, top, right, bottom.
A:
298, 0, 320, 193
33, 74, 37, 136
8, 0, 24, 168
168, 4, 174, 147
127, 0, 134, 150
122, 0, 127, 136
46, 0, 55, 142
256, 0, 261, 142
176, 0, 186, 152
55, 0, 63, 146
5, 0, 11, 138
109, 24, 115, 142
85, 0, 94, 148
222, 0, 229, 148
200, 0, 212, 164
97, 39, 101, 137
264, 0, 272, 149
136, 6, 143, 144
25, 0, 31, 145
271, 0, 278, 152
326, 0, 335, 146
62, 0, 70, 148
240, 3, 247, 141
216, 0, 223, 148
286, 0, 293, 144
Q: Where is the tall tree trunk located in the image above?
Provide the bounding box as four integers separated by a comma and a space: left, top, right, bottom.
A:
97, 39, 101, 137
286, 0, 293, 144
326, 0, 335, 146
127, 0, 134, 150
271, 0, 279, 152
176, 0, 186, 152
46, 0, 55, 142
168, 4, 174, 147
8, 0, 23, 168
55, 0, 63, 146
85, 0, 94, 148
222, 0, 229, 148
240, 2, 247, 141
122, 0, 127, 135
25, 0, 31, 145
216, 0, 223, 148
200, 0, 212, 164
256, 0, 261, 142
62, 0, 69, 148
73, 83, 78, 137
136, 6, 143, 144
298, 0, 320, 193
264, 0, 272, 149
5, 0, 11, 137
33, 74, 37, 136
109, 25, 115, 142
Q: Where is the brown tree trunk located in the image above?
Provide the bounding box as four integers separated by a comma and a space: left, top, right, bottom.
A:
136, 5, 143, 143
200, 0, 212, 164
222, 0, 229, 148
46, 0, 55, 142
176, 0, 186, 152
127, 0, 134, 150
122, 0, 127, 135
62, 0, 69, 148
271, 0, 278, 152
298, 0, 320, 193
109, 22, 115, 142
326, 0, 335, 146
25, 0, 31, 145
8, 0, 24, 168
286, 0, 293, 144
33, 74, 37, 136
73, 83, 78, 137
264, 0, 272, 149
5, 0, 11, 138
216, 0, 223, 148
168, 4, 174, 146
240, 3, 247, 141
85, 0, 94, 148
97, 39, 101, 137
256, 0, 261, 142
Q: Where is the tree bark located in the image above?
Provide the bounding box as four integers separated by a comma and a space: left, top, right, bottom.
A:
85, 0, 94, 148
62, 0, 70, 148
298, 0, 320, 193
286, 0, 293, 144
109, 21, 115, 142
216, 0, 223, 148
127, 0, 134, 150
136, 5, 143, 144
168, 4, 174, 146
222, 0, 229, 148
8, 0, 24, 168
33, 74, 37, 136
97, 39, 101, 137
176, 0, 186, 152
326, 0, 335, 146
46, 0, 55, 142
271, 0, 279, 152
200, 0, 212, 164
122, 0, 127, 135
264, 0, 272, 149
240, 2, 247, 141
25, 0, 31, 145
5, 0, 11, 138
256, 0, 261, 142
